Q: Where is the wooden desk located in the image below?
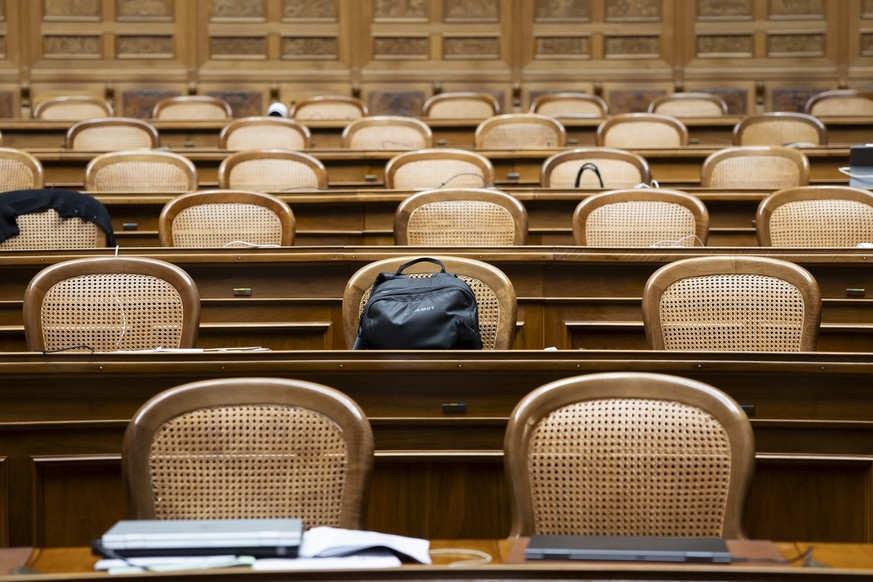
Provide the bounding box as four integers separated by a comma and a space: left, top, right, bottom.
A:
1, 350, 872, 548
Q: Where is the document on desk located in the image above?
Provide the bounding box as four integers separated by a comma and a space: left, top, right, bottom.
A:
254, 551, 401, 571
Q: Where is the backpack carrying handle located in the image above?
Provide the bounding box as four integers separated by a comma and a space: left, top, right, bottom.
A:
395, 257, 446, 275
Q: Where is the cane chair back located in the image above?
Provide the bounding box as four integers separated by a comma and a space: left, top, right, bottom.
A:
757, 186, 873, 247
23, 256, 200, 352
474, 114, 566, 149
504, 371, 755, 538
385, 148, 495, 189
597, 113, 689, 148
33, 96, 114, 120
423, 92, 500, 119
642, 256, 821, 351
152, 96, 232, 120
648, 92, 728, 117
529, 92, 609, 118
0, 148, 44, 190
289, 96, 367, 121
701, 146, 809, 189
541, 148, 651, 189
733, 112, 827, 146
219, 117, 311, 150
218, 150, 327, 192
84, 150, 197, 192
342, 116, 432, 150
573, 189, 708, 247
123, 377, 374, 529
343, 255, 517, 350
805, 90, 873, 117
66, 117, 159, 151
160, 189, 295, 247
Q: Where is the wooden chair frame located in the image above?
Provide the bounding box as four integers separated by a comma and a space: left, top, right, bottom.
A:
732, 112, 827, 146
342, 116, 433, 150
65, 117, 159, 151
648, 92, 729, 117
700, 145, 810, 189
33, 95, 114, 120
540, 147, 651, 189
219, 117, 312, 150
384, 148, 495, 189
0, 148, 45, 189
529, 92, 609, 118
422, 92, 500, 119
474, 113, 567, 149
596, 113, 689, 147
804, 89, 873, 116
84, 149, 198, 192
289, 96, 368, 120
152, 96, 233, 120
218, 150, 328, 191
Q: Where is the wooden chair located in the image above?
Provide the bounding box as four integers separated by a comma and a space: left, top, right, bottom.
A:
342, 116, 433, 150
394, 188, 528, 246
422, 92, 500, 119
504, 371, 755, 538
159, 189, 295, 247
700, 146, 810, 189
541, 148, 651, 189
65, 117, 159, 151
642, 256, 821, 351
474, 113, 567, 149
572, 188, 709, 247
804, 89, 873, 116
123, 377, 374, 528
152, 96, 232, 120
597, 113, 689, 148
23, 256, 200, 352
218, 150, 327, 192
33, 95, 114, 120
733, 112, 827, 146
219, 117, 311, 150
343, 255, 517, 350
84, 150, 197, 192
648, 92, 729, 117
529, 92, 609, 118
385, 148, 495, 189
289, 96, 368, 121
0, 189, 113, 250
0, 148, 44, 190
757, 185, 873, 247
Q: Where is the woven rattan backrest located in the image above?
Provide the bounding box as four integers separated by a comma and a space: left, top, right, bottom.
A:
474, 114, 566, 149
597, 114, 689, 147
395, 188, 528, 246
342, 255, 517, 350
423, 93, 499, 119
342, 117, 433, 150
123, 377, 374, 528
290, 96, 368, 121
33, 96, 113, 120
153, 96, 232, 120
84, 150, 197, 192
733, 113, 827, 146
0, 148, 44, 190
805, 90, 873, 116
385, 149, 495, 189
757, 186, 873, 246
541, 148, 651, 188
219, 117, 311, 150
573, 189, 709, 247
701, 146, 810, 189
218, 150, 327, 191
648, 93, 728, 117
160, 190, 295, 247
23, 257, 200, 352
66, 118, 159, 151
642, 256, 821, 351
0, 208, 105, 250
504, 372, 755, 538
529, 93, 609, 118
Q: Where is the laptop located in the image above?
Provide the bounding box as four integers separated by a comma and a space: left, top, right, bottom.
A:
849, 145, 873, 189
525, 535, 732, 563
94, 518, 304, 558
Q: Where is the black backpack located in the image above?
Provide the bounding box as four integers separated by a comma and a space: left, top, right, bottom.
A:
353, 258, 483, 350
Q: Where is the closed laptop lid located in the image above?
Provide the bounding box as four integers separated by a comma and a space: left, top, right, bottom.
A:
525, 535, 732, 563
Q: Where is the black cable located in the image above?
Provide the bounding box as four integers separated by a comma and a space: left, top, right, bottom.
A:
438, 173, 488, 188
574, 162, 603, 188
42, 345, 95, 354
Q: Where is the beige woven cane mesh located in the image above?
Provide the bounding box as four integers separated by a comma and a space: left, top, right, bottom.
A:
38, 102, 109, 121
157, 103, 229, 120
548, 160, 645, 188
809, 97, 873, 116
769, 199, 873, 246
585, 202, 697, 247
224, 126, 306, 150
148, 404, 348, 526
347, 126, 428, 150
0, 158, 38, 190
70, 127, 154, 151
602, 122, 683, 148
653, 100, 724, 117
0, 209, 100, 250
478, 124, 561, 149
706, 155, 803, 189
92, 162, 193, 192
392, 160, 487, 189
658, 274, 806, 351
406, 201, 516, 246
171, 203, 284, 247
39, 273, 184, 352
527, 398, 731, 536
536, 100, 604, 117
227, 159, 321, 192
295, 103, 364, 121
739, 121, 821, 146
358, 272, 500, 349
427, 100, 494, 119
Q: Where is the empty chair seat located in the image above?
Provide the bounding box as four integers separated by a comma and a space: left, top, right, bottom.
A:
152, 96, 232, 120
474, 114, 566, 149
218, 150, 327, 192
733, 112, 827, 146
648, 92, 728, 117
84, 150, 197, 192
342, 116, 433, 150
804, 90, 873, 117
219, 117, 311, 150
700, 146, 809, 189
597, 113, 689, 148
529, 93, 609, 118
33, 96, 114, 120
66, 117, 159, 151
422, 92, 500, 119
385, 148, 495, 189
0, 148, 44, 190
289, 96, 368, 121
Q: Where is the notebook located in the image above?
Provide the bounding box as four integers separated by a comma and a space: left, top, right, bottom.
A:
524, 535, 732, 563
95, 518, 304, 558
